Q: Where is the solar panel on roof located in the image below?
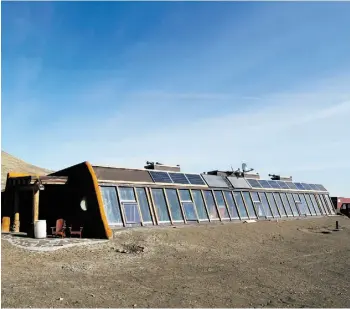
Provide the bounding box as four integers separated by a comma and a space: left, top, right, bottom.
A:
246, 178, 262, 188
267, 180, 281, 189
258, 180, 272, 188
277, 181, 290, 189
294, 182, 305, 190
316, 184, 328, 191
227, 177, 251, 189
149, 171, 173, 183
168, 173, 189, 184
301, 183, 312, 190
185, 174, 206, 185
308, 184, 319, 191
286, 182, 298, 190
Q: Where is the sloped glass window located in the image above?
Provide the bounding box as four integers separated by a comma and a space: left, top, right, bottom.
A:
100, 186, 123, 225
223, 191, 240, 219
203, 191, 220, 220
135, 188, 153, 223
266, 193, 281, 218
151, 189, 170, 222
165, 189, 184, 222
298, 194, 312, 216
316, 195, 329, 214
280, 193, 294, 216
233, 192, 248, 219
286, 193, 300, 216
119, 187, 136, 201
242, 192, 257, 219
304, 194, 317, 215
323, 195, 336, 214
309, 194, 322, 215
250, 192, 266, 218
273, 193, 287, 217
258, 193, 273, 218
214, 191, 230, 219
179, 189, 197, 221
192, 190, 209, 221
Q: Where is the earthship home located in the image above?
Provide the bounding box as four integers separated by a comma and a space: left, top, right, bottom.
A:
1, 161, 336, 239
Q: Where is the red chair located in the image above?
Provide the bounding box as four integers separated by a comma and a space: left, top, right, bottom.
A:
69, 225, 83, 238
51, 219, 66, 238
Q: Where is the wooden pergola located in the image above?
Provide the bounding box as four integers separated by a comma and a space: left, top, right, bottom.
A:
10, 176, 68, 234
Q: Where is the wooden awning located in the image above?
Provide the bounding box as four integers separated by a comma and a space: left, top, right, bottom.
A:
8, 176, 68, 187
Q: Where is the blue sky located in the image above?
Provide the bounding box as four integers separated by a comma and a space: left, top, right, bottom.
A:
2, 2, 350, 196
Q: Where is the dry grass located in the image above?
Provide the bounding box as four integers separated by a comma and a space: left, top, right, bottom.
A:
2, 216, 350, 308
1, 151, 52, 190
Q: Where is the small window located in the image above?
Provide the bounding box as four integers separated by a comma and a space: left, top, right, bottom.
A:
80, 197, 87, 211
135, 188, 153, 223
124, 203, 141, 223
179, 189, 197, 221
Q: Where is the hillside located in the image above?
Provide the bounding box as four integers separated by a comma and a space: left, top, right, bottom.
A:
1, 151, 52, 190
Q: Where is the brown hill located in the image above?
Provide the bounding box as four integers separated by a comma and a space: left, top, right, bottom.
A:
1, 151, 52, 190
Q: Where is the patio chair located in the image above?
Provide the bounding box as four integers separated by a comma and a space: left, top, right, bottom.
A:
69, 224, 83, 238
51, 219, 66, 238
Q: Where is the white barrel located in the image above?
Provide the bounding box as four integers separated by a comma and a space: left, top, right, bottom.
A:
34, 220, 47, 239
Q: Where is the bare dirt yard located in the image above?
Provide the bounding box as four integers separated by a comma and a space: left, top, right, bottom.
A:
2, 216, 350, 308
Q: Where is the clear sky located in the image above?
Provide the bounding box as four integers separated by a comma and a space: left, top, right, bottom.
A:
2, 2, 350, 196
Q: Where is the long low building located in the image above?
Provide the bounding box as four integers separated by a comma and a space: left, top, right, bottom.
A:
2, 161, 336, 239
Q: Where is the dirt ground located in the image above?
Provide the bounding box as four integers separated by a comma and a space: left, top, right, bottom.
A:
2, 216, 350, 308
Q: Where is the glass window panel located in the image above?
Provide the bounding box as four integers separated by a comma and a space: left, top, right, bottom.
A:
308, 194, 321, 215
324, 195, 336, 214
304, 194, 317, 215
233, 192, 249, 219
100, 186, 123, 225
223, 191, 240, 219
179, 189, 192, 201
119, 187, 136, 201
280, 193, 294, 216
273, 193, 287, 217
123, 203, 141, 223
315, 195, 328, 214
242, 192, 257, 218
182, 202, 197, 221
258, 193, 273, 218
266, 193, 281, 218
320, 195, 331, 214
203, 191, 220, 220
299, 194, 312, 215
151, 189, 170, 222
165, 189, 184, 222
286, 193, 300, 216
250, 192, 266, 218
214, 191, 230, 219
136, 188, 152, 223
293, 194, 307, 216
192, 190, 209, 220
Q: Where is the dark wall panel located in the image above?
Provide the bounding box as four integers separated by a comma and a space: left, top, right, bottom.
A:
93, 166, 154, 183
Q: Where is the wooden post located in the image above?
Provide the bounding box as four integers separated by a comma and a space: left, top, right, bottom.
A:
14, 190, 20, 232
33, 188, 39, 222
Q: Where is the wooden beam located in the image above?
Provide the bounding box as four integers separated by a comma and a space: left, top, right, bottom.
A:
33, 189, 39, 222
